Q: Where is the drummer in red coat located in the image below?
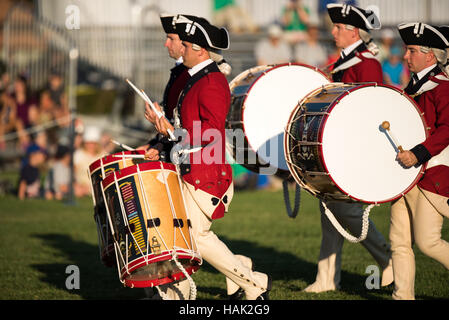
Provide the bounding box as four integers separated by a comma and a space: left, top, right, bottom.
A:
389, 22, 449, 300
328, 4, 383, 84
138, 14, 189, 162
304, 3, 393, 293
145, 15, 271, 300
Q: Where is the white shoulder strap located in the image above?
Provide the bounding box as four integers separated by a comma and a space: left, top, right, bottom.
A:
331, 56, 362, 74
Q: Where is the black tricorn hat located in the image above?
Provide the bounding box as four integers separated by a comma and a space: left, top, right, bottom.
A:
398, 23, 449, 50
327, 3, 381, 31
160, 13, 197, 34
174, 14, 230, 50
439, 25, 449, 48
160, 14, 176, 34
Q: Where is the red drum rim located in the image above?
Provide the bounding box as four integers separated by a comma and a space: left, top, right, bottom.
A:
239, 62, 330, 173
123, 265, 201, 288
101, 161, 177, 190
120, 251, 202, 288
88, 150, 145, 174
285, 82, 429, 204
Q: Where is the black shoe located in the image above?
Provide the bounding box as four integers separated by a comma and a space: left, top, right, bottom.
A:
228, 288, 245, 300
256, 275, 272, 300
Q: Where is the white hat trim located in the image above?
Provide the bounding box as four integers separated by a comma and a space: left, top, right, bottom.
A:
327, 3, 381, 30
176, 15, 230, 50
398, 23, 449, 47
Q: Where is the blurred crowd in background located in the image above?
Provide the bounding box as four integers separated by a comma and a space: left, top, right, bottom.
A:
0, 65, 115, 200
0, 0, 412, 200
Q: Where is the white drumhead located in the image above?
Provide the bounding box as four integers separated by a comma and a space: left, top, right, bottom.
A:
321, 85, 426, 203
243, 64, 330, 172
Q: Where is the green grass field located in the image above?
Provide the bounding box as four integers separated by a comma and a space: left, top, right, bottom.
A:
0, 186, 448, 300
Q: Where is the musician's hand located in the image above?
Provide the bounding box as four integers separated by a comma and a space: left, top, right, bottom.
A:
145, 148, 160, 161
396, 150, 418, 168
144, 102, 161, 124
154, 113, 174, 138
144, 102, 174, 137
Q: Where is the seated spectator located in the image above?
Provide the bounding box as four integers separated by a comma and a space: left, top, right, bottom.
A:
47, 72, 70, 128
11, 75, 38, 130
377, 28, 395, 64
254, 24, 292, 65
0, 88, 30, 150
35, 90, 56, 124
294, 24, 328, 68
0, 71, 13, 95
212, 0, 258, 33
45, 144, 71, 200
74, 126, 103, 198
280, 0, 310, 44
100, 131, 115, 155
18, 144, 47, 200
382, 46, 409, 88
33, 90, 62, 146
21, 130, 49, 167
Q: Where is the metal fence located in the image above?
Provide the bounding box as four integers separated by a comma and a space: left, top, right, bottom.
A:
2, 4, 74, 92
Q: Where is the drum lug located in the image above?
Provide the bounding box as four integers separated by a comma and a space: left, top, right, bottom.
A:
173, 219, 184, 228
150, 236, 161, 255
147, 218, 161, 228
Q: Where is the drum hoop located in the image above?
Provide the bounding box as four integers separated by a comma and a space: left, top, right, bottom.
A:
101, 161, 177, 190
89, 150, 145, 174
229, 65, 271, 91
120, 250, 201, 279
237, 63, 330, 169
319, 83, 428, 203
123, 264, 201, 288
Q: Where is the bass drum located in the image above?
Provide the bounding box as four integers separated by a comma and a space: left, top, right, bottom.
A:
226, 63, 330, 178
284, 83, 428, 203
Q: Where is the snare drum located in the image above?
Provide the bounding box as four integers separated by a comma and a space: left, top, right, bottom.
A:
226, 63, 330, 177
101, 161, 201, 288
284, 83, 428, 203
88, 150, 145, 267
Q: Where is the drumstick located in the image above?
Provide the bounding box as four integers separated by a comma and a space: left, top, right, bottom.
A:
112, 154, 145, 159
140, 89, 177, 142
381, 121, 404, 152
111, 139, 134, 151
125, 78, 177, 141
140, 89, 163, 118
126, 78, 163, 118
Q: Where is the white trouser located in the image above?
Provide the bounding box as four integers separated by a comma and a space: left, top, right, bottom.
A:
160, 182, 269, 300
305, 201, 392, 292
390, 186, 449, 300
226, 255, 253, 296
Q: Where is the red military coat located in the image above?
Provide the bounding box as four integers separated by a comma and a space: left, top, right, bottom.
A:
149, 63, 189, 160
163, 63, 189, 120
176, 61, 233, 219
411, 71, 449, 197
331, 45, 383, 84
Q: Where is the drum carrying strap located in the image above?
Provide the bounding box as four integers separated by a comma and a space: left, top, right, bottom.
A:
321, 201, 376, 243
282, 180, 301, 218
